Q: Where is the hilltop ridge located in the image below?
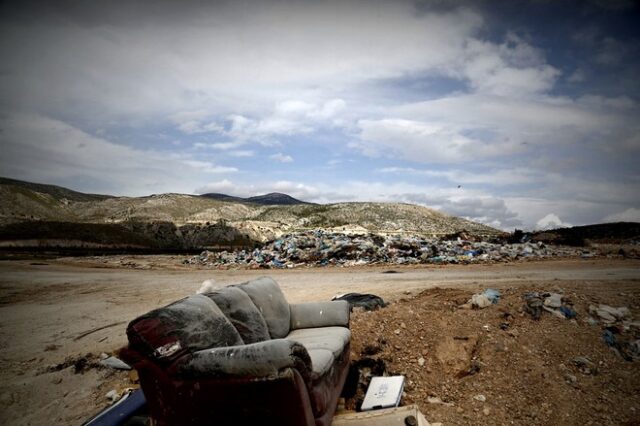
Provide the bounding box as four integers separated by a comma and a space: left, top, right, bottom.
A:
0, 177, 502, 251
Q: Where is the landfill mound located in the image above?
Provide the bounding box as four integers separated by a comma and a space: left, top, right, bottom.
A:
185, 230, 596, 268
348, 284, 640, 425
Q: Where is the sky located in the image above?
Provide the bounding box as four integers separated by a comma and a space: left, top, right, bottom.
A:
1, 0, 639, 231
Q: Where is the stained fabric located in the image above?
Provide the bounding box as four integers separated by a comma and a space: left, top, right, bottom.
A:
126, 294, 243, 363
236, 277, 291, 339
204, 286, 270, 344
179, 339, 311, 379
286, 327, 351, 359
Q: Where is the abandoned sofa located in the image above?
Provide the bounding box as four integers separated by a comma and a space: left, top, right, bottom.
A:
121, 277, 351, 426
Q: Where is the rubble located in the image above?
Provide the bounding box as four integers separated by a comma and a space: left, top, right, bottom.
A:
184, 230, 594, 268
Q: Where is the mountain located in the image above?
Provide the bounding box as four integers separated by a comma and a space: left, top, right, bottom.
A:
0, 177, 113, 202
0, 177, 503, 251
200, 192, 312, 205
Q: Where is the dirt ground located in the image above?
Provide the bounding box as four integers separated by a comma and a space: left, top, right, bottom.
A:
0, 256, 638, 425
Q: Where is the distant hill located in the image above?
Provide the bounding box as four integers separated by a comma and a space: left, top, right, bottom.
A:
0, 177, 113, 202
201, 192, 312, 206
531, 222, 640, 246
0, 176, 504, 251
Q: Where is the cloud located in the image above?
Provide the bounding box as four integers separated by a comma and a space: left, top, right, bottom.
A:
377, 167, 541, 186
182, 160, 238, 174
0, 114, 236, 195
535, 213, 572, 230
460, 34, 560, 97
269, 153, 294, 163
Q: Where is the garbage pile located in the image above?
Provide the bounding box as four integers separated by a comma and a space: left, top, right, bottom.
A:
588, 304, 640, 361
185, 230, 594, 268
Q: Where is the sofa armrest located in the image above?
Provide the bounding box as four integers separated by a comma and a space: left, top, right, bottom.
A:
178, 339, 311, 379
290, 300, 350, 330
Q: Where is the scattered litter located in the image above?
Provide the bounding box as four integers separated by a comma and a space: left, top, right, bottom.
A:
543, 293, 562, 308
197, 279, 217, 294
602, 329, 640, 361
466, 289, 501, 309
105, 389, 119, 403
589, 305, 630, 325
523, 292, 576, 321
470, 294, 492, 309
99, 356, 131, 370
559, 306, 577, 319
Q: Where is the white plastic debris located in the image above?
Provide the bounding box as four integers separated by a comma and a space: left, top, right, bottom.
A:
197, 279, 217, 294
99, 356, 131, 370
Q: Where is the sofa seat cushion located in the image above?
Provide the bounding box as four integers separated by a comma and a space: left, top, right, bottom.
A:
307, 349, 334, 377
126, 294, 244, 364
285, 327, 351, 359
235, 277, 291, 339
203, 286, 270, 344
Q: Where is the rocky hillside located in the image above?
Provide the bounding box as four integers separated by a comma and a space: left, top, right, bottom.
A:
0, 177, 503, 250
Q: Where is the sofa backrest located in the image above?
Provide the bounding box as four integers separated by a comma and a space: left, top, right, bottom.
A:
234, 277, 291, 339
126, 294, 243, 364
203, 286, 270, 344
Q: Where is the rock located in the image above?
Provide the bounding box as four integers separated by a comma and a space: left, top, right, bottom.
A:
474, 394, 486, 402
417, 357, 425, 367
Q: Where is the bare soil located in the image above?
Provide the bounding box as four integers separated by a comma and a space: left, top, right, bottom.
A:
0, 257, 638, 425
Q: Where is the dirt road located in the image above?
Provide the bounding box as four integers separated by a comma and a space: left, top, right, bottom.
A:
0, 257, 638, 425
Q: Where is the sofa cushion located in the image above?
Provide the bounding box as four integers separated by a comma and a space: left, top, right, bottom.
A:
289, 301, 349, 330
235, 277, 291, 339
204, 286, 270, 344
307, 349, 334, 377
285, 327, 351, 359
126, 294, 243, 363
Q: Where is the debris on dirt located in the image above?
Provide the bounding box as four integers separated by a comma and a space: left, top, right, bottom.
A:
105, 389, 119, 403
332, 293, 387, 311
465, 289, 501, 309
523, 291, 576, 320
346, 285, 640, 425
99, 356, 131, 370
184, 230, 594, 268
589, 304, 631, 325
